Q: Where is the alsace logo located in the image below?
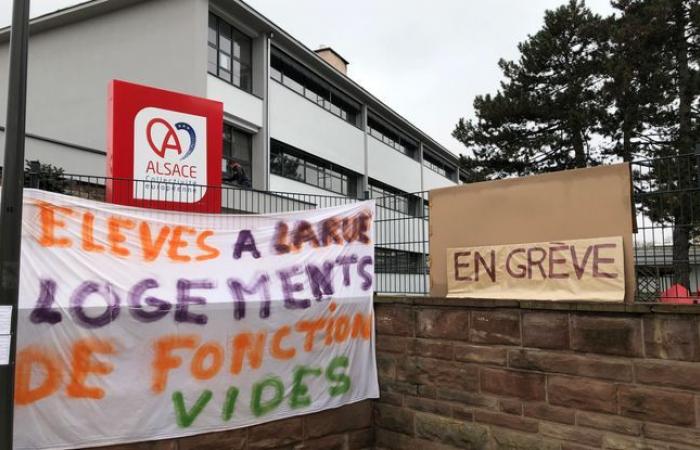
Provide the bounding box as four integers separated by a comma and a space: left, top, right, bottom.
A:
146, 118, 197, 160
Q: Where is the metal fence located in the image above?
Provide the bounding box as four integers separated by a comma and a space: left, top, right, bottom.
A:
19, 154, 700, 302
632, 153, 700, 303
21, 173, 430, 296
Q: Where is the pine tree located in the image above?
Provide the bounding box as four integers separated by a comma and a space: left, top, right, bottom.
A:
453, 0, 608, 179
620, 0, 700, 289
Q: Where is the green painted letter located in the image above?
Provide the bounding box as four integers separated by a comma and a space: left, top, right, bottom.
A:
326, 356, 351, 396
290, 365, 322, 409
251, 375, 284, 417
172, 390, 213, 428
221, 386, 240, 421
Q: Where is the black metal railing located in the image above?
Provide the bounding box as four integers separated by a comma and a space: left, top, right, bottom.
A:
17, 155, 700, 303
18, 173, 430, 295
632, 153, 700, 303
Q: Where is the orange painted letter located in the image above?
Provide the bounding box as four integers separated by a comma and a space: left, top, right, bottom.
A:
107, 216, 135, 257
195, 230, 220, 261
66, 338, 116, 399
230, 332, 266, 375
15, 346, 62, 406
37, 201, 74, 247
151, 335, 198, 393
139, 222, 170, 262
271, 326, 296, 360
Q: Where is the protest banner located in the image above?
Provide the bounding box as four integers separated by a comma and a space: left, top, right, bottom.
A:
447, 236, 625, 301
9, 189, 377, 450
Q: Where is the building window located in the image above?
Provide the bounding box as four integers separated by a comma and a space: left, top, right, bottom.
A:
208, 13, 252, 92
375, 248, 425, 274
368, 181, 410, 215
423, 154, 454, 179
270, 140, 354, 196
367, 116, 418, 159
222, 124, 252, 186
270, 50, 360, 127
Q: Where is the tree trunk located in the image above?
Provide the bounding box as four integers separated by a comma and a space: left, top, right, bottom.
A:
572, 128, 586, 168
673, 208, 692, 289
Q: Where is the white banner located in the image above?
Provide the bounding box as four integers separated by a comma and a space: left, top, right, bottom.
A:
10, 190, 378, 450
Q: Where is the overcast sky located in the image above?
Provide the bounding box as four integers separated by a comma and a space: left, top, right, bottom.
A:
0, 0, 615, 155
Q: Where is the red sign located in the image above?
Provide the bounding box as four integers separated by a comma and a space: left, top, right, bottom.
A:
106, 80, 223, 212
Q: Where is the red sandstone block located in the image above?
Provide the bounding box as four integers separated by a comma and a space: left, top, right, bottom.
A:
374, 403, 415, 436
539, 422, 604, 447
377, 352, 398, 379
498, 398, 523, 415
547, 375, 617, 413
407, 338, 454, 360
414, 412, 489, 449
416, 309, 470, 341
294, 433, 346, 450
248, 417, 303, 449
643, 422, 700, 447
404, 395, 452, 417
602, 433, 668, 450
99, 439, 177, 450
480, 368, 545, 401
576, 411, 641, 436
451, 404, 475, 421
377, 390, 403, 407
454, 343, 508, 365
376, 305, 413, 336
523, 401, 576, 425
347, 428, 374, 449
397, 357, 479, 392
570, 314, 643, 357
560, 444, 598, 450
618, 385, 695, 426
470, 310, 521, 345
643, 316, 700, 362
375, 428, 456, 450
177, 429, 246, 450
508, 348, 633, 381
304, 401, 372, 439
376, 335, 409, 354
522, 311, 570, 350
436, 388, 499, 409
635, 359, 700, 391
380, 379, 418, 396
474, 410, 539, 433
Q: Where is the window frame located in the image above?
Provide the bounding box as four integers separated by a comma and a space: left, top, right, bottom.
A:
222, 124, 253, 186
270, 50, 361, 128
208, 13, 252, 93
270, 140, 354, 196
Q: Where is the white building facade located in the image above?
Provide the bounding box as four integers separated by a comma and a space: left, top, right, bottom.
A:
0, 0, 463, 292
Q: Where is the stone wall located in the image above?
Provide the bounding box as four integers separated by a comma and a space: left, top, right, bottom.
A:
374, 297, 700, 450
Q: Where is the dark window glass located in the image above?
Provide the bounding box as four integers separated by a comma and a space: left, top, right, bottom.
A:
369, 181, 411, 215
222, 124, 252, 186
375, 248, 424, 274
208, 13, 252, 93
367, 116, 418, 159
270, 51, 360, 127
270, 140, 353, 196
423, 154, 454, 179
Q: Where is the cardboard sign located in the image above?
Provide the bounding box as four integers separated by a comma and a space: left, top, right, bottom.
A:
430, 164, 635, 302
447, 236, 625, 301
13, 190, 378, 450
107, 80, 223, 212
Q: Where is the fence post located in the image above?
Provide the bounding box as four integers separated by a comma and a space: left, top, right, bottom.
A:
695, 144, 700, 188
0, 0, 31, 448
